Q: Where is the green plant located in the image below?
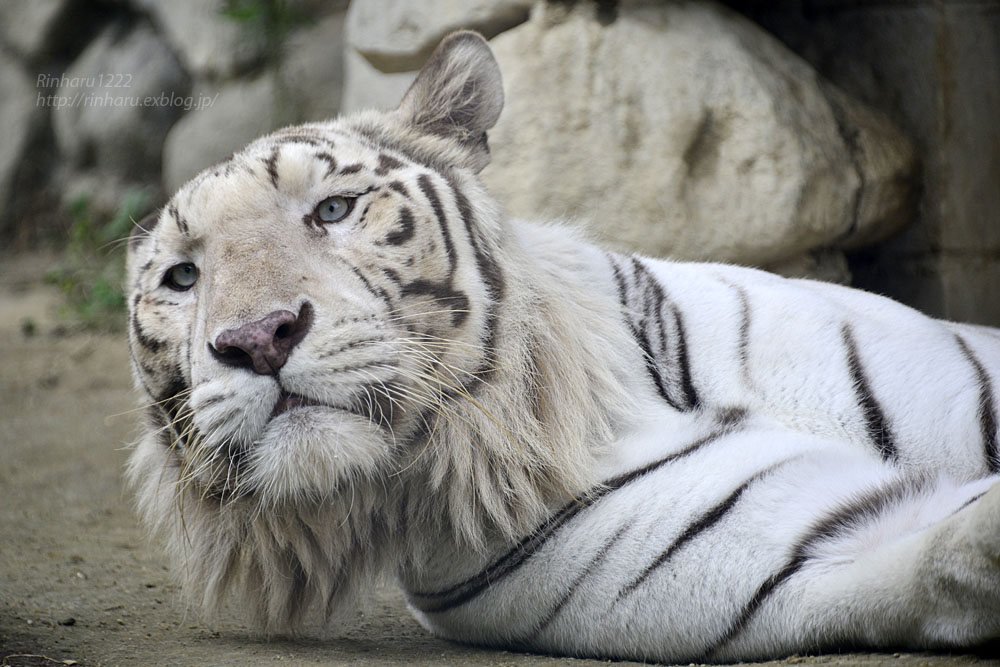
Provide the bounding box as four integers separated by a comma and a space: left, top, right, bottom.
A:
46, 189, 153, 331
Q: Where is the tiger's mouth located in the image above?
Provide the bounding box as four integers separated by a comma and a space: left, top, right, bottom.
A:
270, 391, 323, 419
268, 388, 395, 428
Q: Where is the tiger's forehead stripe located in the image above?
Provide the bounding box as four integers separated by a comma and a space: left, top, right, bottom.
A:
166, 203, 190, 236
314, 151, 338, 178
375, 153, 406, 176
263, 146, 281, 188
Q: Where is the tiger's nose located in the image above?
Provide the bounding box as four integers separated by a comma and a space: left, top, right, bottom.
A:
209, 302, 314, 375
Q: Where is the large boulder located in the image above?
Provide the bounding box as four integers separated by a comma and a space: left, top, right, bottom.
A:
281, 11, 348, 123
479, 1, 917, 266
51, 22, 190, 182
346, 0, 532, 73
0, 52, 43, 237
0, 0, 76, 60
134, 0, 267, 78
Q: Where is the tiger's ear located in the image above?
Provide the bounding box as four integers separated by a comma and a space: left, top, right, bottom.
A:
396, 30, 504, 173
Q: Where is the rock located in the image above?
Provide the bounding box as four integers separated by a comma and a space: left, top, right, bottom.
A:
50, 22, 190, 182
767, 249, 851, 285
281, 11, 347, 122
135, 0, 267, 77
341, 48, 416, 113
0, 52, 43, 237
820, 83, 917, 250
161, 73, 284, 192
480, 1, 916, 266
162, 9, 350, 190
0, 0, 75, 60
345, 0, 532, 73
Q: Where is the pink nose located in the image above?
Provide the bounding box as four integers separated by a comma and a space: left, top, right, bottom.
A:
209, 302, 313, 375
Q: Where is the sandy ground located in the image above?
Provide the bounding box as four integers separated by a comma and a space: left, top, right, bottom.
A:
1, 252, 997, 667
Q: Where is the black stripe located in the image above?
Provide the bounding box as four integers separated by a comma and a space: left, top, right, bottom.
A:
705, 477, 916, 658
263, 146, 281, 188
955, 334, 1000, 473
720, 278, 752, 385
444, 174, 505, 387
617, 462, 782, 601
387, 180, 410, 199
407, 420, 743, 614
128, 344, 161, 422
130, 298, 166, 352
949, 490, 987, 519
314, 151, 337, 178
417, 174, 456, 276
375, 153, 405, 175
610, 255, 675, 408
384, 207, 415, 245
447, 176, 505, 302
638, 322, 677, 408
401, 280, 469, 327
607, 254, 632, 311
842, 324, 897, 462
380, 267, 402, 288
357, 201, 373, 229
273, 128, 334, 143
351, 266, 388, 302
274, 133, 323, 147
348, 122, 452, 175
668, 302, 699, 410
525, 522, 632, 641
157, 373, 192, 444
339, 163, 363, 175
628, 257, 699, 411
633, 258, 679, 406
167, 204, 189, 236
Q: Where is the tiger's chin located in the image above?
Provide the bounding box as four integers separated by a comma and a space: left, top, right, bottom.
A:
238, 406, 395, 506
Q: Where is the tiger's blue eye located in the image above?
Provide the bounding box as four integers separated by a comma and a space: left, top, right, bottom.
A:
164, 263, 199, 291
316, 195, 354, 223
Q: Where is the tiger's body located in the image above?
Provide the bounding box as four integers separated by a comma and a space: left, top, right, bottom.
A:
126, 31, 1000, 663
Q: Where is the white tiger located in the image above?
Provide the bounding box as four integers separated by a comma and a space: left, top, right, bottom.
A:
126, 31, 1000, 663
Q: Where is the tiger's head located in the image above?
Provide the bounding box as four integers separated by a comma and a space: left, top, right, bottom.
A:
127, 31, 508, 503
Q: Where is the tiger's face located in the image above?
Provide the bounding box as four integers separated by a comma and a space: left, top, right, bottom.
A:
127, 32, 505, 504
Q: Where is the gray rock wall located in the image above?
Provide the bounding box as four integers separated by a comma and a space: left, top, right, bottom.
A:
0, 0, 348, 243
728, 0, 1000, 325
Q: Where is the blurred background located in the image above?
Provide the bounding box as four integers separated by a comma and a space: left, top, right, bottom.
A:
0, 0, 998, 329
1, 2, 999, 665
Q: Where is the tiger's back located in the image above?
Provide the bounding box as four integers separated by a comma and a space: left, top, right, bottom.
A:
404, 249, 1000, 660
125, 30, 1000, 663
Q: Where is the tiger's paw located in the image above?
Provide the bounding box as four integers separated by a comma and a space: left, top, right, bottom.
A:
964, 479, 1000, 562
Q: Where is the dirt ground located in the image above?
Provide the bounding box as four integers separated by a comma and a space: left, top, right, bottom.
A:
1, 252, 997, 667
